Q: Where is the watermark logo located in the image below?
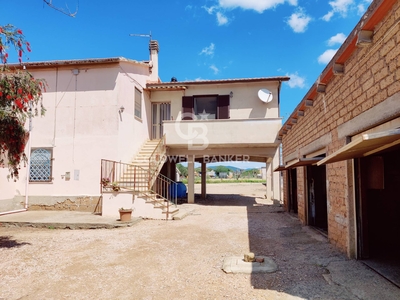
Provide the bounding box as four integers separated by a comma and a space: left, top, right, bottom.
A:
174, 112, 209, 150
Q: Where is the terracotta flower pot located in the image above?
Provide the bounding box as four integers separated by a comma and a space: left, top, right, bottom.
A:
119, 209, 133, 222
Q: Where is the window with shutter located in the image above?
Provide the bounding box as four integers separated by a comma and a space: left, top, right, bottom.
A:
135, 88, 142, 119
182, 96, 194, 120
217, 95, 230, 119
182, 94, 230, 120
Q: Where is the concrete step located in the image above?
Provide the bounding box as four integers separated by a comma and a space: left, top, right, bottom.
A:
163, 207, 179, 215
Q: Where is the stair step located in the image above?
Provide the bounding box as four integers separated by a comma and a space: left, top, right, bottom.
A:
163, 207, 179, 215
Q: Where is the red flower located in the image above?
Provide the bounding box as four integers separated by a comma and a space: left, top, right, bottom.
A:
17, 88, 22, 94
0, 91, 2, 97
15, 99, 23, 109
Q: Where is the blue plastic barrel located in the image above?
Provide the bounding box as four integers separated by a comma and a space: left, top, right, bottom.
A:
176, 181, 187, 198
170, 181, 187, 198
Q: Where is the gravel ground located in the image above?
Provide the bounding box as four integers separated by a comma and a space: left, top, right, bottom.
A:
1, 183, 399, 300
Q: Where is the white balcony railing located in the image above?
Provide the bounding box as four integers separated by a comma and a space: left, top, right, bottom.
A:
163, 118, 282, 149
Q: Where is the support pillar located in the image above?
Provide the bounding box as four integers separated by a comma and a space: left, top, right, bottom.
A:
266, 162, 272, 200
201, 162, 206, 199
188, 155, 195, 203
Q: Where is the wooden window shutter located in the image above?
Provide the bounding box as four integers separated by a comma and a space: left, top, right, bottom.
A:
217, 95, 230, 119
182, 96, 194, 120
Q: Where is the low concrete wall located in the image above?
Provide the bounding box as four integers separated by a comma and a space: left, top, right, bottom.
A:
101, 192, 134, 219
0, 198, 25, 213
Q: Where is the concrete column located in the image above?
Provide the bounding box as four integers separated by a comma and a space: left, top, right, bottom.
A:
272, 147, 281, 203
188, 155, 195, 203
201, 162, 206, 199
266, 162, 272, 200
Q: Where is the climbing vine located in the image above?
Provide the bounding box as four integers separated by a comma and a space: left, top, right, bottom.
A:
0, 24, 46, 179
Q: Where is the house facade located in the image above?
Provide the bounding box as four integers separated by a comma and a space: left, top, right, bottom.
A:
1, 40, 288, 216
279, 0, 400, 270
147, 76, 288, 203
0, 53, 156, 213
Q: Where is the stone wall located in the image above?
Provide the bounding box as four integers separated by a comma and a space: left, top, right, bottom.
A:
14, 196, 102, 213
281, 1, 400, 254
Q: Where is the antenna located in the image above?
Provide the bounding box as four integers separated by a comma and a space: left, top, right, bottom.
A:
129, 31, 152, 40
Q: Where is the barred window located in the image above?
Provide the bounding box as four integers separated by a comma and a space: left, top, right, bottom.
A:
29, 148, 52, 182
135, 87, 142, 119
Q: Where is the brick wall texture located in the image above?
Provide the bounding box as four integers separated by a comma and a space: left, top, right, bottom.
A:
281, 1, 400, 254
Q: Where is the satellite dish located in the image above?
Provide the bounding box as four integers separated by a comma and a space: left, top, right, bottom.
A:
258, 89, 273, 103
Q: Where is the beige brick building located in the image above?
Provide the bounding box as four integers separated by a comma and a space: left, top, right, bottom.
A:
279, 0, 400, 282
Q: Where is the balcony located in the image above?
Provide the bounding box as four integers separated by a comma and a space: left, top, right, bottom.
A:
163, 118, 282, 150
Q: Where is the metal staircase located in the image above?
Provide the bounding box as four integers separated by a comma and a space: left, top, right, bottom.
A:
100, 137, 178, 220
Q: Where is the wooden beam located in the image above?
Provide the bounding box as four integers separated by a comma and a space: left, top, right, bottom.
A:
305, 100, 313, 107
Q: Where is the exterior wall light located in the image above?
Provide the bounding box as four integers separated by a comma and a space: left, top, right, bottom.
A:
230, 91, 233, 98
119, 106, 125, 113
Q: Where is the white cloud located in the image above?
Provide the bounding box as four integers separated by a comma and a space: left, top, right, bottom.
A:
203, 5, 229, 26
287, 10, 312, 33
203, 5, 217, 14
327, 33, 346, 46
318, 49, 338, 64
286, 72, 306, 88
210, 64, 220, 74
216, 12, 229, 25
200, 43, 215, 56
322, 0, 354, 21
218, 0, 297, 13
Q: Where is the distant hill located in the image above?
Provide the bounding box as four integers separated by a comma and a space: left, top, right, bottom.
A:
208, 165, 243, 172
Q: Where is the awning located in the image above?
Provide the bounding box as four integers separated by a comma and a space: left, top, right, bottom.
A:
286, 157, 322, 168
274, 165, 287, 172
317, 128, 400, 166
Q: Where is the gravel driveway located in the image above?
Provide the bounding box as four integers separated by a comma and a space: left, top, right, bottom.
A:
1, 183, 399, 300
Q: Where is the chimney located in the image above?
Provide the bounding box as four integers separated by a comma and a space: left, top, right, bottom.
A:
149, 40, 159, 82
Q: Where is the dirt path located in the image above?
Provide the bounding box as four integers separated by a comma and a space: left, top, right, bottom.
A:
1, 183, 399, 299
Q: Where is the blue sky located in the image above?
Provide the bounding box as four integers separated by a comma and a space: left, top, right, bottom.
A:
3, 0, 371, 168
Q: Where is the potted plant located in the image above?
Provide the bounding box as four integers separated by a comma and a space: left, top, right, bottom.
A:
119, 207, 133, 222
111, 181, 121, 192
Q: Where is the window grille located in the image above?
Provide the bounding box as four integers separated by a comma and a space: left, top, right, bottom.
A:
30, 148, 52, 182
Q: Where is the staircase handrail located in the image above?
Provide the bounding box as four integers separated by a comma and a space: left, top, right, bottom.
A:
100, 158, 177, 220
148, 134, 166, 186
100, 159, 149, 193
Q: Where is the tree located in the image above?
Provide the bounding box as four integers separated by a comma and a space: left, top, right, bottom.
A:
176, 163, 188, 178
0, 25, 46, 180
214, 165, 230, 176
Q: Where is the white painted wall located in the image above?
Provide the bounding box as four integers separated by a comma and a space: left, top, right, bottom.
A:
1, 61, 152, 207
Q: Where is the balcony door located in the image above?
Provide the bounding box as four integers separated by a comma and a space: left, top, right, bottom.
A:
152, 103, 171, 139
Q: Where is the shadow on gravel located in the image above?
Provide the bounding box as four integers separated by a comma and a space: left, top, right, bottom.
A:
0, 236, 31, 248
195, 193, 265, 207
195, 191, 341, 298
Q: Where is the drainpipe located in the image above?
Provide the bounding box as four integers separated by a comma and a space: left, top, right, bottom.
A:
24, 105, 33, 209
0, 209, 26, 216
